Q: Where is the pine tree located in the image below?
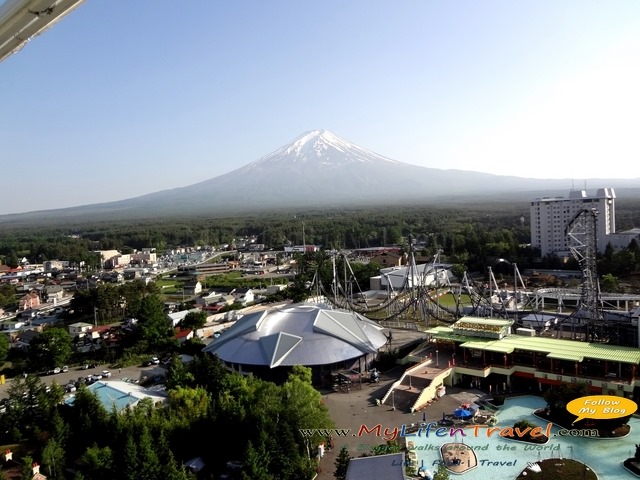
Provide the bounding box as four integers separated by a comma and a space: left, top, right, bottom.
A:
20, 456, 33, 480
42, 438, 66, 480
122, 435, 139, 480
333, 445, 351, 480
136, 425, 160, 480
241, 441, 271, 480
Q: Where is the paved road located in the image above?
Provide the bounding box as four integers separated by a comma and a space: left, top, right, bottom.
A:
0, 363, 166, 399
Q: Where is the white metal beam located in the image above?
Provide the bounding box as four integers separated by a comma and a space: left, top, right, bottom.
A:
0, 0, 85, 62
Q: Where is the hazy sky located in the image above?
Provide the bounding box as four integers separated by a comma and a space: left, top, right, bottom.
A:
2, 1, 640, 214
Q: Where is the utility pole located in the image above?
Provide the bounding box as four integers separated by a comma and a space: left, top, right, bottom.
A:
302, 221, 306, 250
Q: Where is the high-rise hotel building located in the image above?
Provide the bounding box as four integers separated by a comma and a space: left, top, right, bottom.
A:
530, 188, 616, 257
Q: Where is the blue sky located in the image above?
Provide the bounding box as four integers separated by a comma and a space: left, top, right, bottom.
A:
2, 0, 640, 215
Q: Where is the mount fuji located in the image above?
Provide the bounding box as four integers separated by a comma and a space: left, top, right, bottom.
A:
5, 130, 640, 221
117, 129, 567, 212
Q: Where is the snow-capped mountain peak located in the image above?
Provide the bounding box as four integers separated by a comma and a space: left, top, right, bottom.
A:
244, 130, 402, 170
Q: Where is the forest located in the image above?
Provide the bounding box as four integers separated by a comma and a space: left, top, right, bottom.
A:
0, 357, 331, 479
2, 202, 640, 285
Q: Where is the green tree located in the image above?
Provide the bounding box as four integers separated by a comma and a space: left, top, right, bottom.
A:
333, 445, 351, 480
136, 425, 159, 480
168, 387, 209, 417
156, 432, 194, 480
0, 284, 17, 309
0, 334, 10, 365
188, 353, 227, 394
28, 327, 73, 371
4, 374, 47, 432
288, 364, 312, 383
165, 356, 195, 390
600, 273, 621, 293
41, 438, 66, 480
433, 462, 450, 480
4, 251, 19, 268
79, 444, 113, 480
137, 295, 174, 352
20, 455, 34, 480
122, 435, 139, 480
241, 441, 271, 480
181, 311, 207, 330
66, 387, 109, 455
281, 367, 334, 435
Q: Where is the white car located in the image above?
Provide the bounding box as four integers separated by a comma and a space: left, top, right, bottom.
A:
101, 370, 112, 378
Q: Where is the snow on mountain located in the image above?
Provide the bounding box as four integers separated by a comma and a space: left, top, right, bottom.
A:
242, 130, 402, 168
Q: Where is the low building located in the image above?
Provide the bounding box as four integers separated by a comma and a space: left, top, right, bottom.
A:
68, 322, 94, 337
0, 319, 26, 331
42, 285, 65, 302
266, 284, 287, 295
174, 328, 194, 343
370, 251, 405, 267
19, 291, 40, 311
14, 329, 40, 350
232, 288, 254, 305
183, 281, 202, 295
202, 303, 389, 384
167, 309, 201, 328
346, 452, 407, 480
425, 316, 640, 400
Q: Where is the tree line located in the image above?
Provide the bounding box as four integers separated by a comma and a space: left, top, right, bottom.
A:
0, 358, 333, 479
2, 204, 640, 300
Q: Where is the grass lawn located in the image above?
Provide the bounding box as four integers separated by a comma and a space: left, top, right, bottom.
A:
155, 279, 181, 293
436, 292, 473, 308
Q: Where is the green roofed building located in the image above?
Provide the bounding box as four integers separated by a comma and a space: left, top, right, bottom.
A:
424, 316, 640, 399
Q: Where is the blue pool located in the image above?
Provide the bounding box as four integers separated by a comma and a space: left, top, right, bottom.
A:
411, 396, 638, 479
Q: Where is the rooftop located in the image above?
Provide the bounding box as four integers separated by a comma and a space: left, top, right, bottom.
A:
427, 324, 640, 364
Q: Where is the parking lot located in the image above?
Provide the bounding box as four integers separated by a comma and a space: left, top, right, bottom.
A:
0, 363, 166, 399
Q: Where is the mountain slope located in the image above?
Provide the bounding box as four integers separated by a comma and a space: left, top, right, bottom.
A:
125, 129, 637, 210
3, 129, 640, 223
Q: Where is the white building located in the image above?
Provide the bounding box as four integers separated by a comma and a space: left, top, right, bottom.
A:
530, 188, 616, 258
608, 228, 640, 252
379, 263, 451, 290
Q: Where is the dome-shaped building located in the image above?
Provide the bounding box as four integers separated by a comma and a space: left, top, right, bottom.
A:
202, 303, 389, 384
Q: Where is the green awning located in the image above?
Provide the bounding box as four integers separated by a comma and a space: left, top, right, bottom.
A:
460, 342, 514, 354
547, 352, 584, 362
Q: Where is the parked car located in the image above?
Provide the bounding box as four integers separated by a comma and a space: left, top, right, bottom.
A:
101, 370, 112, 378
144, 357, 160, 366
47, 367, 61, 375
65, 383, 76, 393
61, 365, 69, 373
90, 373, 103, 382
